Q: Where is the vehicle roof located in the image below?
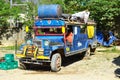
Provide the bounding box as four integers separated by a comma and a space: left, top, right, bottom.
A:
65, 21, 96, 26
34, 18, 96, 27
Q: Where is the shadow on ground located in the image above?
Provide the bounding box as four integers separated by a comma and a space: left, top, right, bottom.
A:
62, 53, 85, 67
19, 64, 51, 72
19, 53, 86, 72
114, 68, 120, 78
112, 56, 120, 78
113, 56, 120, 66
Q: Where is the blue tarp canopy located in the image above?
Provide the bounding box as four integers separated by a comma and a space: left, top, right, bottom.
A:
96, 31, 117, 46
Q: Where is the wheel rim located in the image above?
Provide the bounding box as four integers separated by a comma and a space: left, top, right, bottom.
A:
56, 56, 61, 69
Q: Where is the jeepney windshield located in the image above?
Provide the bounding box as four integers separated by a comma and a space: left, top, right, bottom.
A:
35, 27, 63, 35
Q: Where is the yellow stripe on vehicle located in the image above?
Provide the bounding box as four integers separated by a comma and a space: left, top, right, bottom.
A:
23, 46, 27, 56
37, 56, 49, 59
34, 48, 38, 58
16, 54, 25, 58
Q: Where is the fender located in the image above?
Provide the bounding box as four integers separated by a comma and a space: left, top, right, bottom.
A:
50, 45, 64, 51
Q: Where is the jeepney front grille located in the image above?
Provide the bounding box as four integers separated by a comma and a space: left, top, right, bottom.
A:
26, 52, 34, 57
33, 40, 42, 48
26, 46, 36, 57
37, 49, 44, 56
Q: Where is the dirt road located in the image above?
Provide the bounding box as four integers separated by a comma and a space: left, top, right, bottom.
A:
0, 47, 120, 80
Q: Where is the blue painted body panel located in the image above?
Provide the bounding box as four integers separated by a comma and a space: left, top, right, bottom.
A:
73, 26, 88, 50
73, 34, 88, 50
35, 36, 64, 43
35, 36, 64, 51
35, 20, 65, 26
35, 36, 63, 40
51, 45, 64, 51
64, 26, 89, 54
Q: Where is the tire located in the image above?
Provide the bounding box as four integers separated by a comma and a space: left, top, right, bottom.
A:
90, 48, 96, 55
84, 47, 91, 58
19, 63, 30, 70
51, 53, 62, 72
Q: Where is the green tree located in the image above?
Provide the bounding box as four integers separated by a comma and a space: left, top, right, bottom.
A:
24, 2, 37, 28
63, 0, 120, 37
0, 0, 22, 39
63, 0, 90, 13
0, 0, 35, 39
87, 0, 120, 37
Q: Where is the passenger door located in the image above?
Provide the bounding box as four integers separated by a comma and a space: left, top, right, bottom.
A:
73, 26, 88, 50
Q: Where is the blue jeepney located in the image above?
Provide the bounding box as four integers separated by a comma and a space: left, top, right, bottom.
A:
16, 4, 97, 72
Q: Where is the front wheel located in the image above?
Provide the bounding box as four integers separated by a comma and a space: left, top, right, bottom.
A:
84, 47, 91, 58
51, 53, 62, 72
19, 63, 30, 70
90, 48, 96, 55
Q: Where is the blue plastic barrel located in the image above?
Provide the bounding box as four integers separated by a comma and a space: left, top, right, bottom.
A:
38, 4, 62, 18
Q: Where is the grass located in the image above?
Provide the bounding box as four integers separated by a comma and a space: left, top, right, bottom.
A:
98, 46, 120, 54
0, 45, 20, 50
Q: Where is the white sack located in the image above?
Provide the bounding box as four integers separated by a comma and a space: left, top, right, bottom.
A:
71, 11, 90, 23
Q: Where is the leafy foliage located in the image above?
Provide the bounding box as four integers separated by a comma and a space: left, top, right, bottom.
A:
87, 0, 120, 31
24, 2, 37, 28
0, 0, 37, 39
0, 0, 22, 39
0, 0, 120, 39
63, 0, 120, 37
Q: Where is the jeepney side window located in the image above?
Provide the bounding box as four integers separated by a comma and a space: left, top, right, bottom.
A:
65, 25, 73, 43
56, 28, 62, 34
37, 28, 63, 35
37, 28, 44, 34
80, 25, 86, 34
66, 25, 73, 33
45, 28, 55, 34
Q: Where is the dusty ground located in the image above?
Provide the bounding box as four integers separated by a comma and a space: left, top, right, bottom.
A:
0, 47, 120, 80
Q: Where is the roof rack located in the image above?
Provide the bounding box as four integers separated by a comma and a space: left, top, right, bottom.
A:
65, 21, 85, 25
37, 15, 96, 26
64, 20, 96, 25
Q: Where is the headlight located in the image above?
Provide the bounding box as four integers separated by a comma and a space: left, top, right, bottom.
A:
27, 40, 32, 45
44, 40, 49, 46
